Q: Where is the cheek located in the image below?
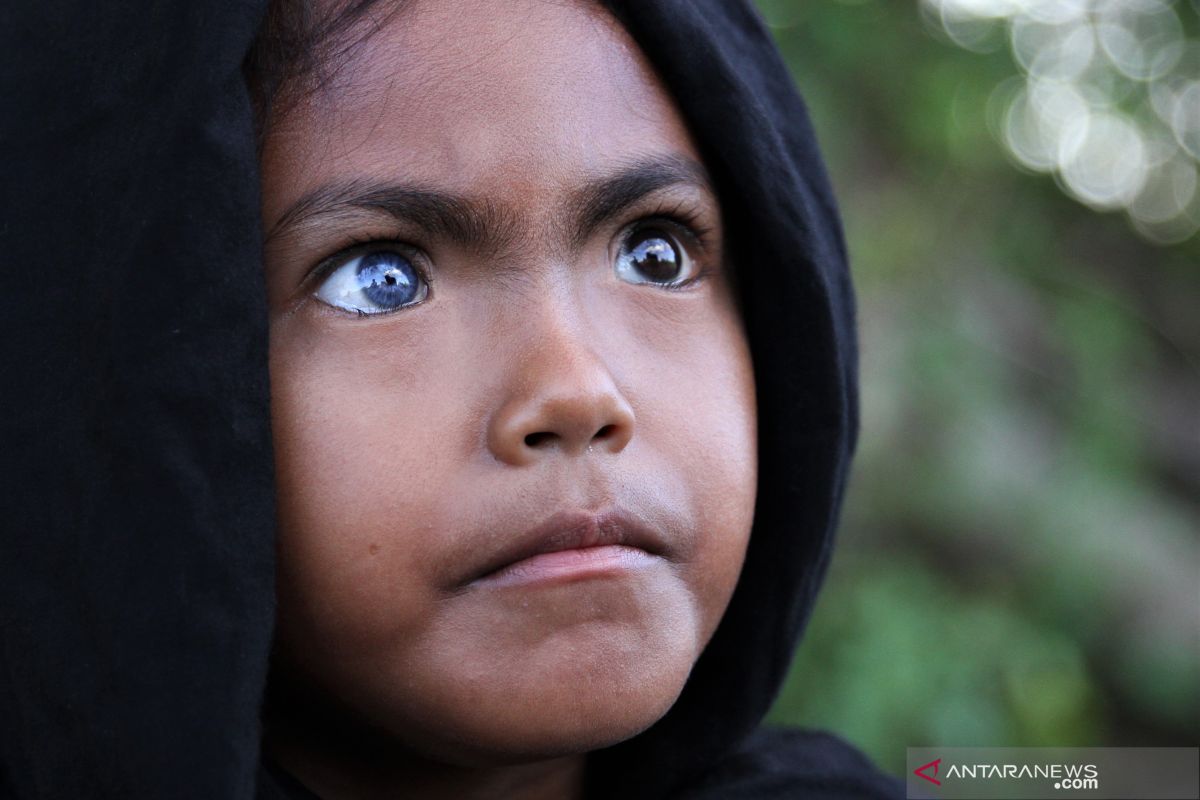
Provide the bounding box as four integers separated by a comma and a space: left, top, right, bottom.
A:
267, 314, 466, 657
576, 280, 753, 642
607, 282, 757, 636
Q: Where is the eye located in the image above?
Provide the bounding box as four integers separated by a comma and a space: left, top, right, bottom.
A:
313, 248, 428, 315
614, 225, 698, 287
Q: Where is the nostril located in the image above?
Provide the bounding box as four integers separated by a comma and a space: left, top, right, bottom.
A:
524, 431, 555, 448
521, 423, 626, 452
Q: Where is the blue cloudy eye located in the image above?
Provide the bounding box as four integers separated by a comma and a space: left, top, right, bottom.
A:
314, 249, 428, 314
614, 227, 694, 286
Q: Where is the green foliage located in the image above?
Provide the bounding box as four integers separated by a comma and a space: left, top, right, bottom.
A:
758, 0, 1200, 775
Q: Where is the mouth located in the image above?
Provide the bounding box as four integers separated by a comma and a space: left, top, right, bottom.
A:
463, 507, 668, 589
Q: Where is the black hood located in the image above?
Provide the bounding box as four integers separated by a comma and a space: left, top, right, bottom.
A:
0, 1, 887, 798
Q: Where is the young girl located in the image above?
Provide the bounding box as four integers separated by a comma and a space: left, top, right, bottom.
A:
1, 1, 897, 798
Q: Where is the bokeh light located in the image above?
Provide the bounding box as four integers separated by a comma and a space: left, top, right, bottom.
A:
922, 0, 1200, 243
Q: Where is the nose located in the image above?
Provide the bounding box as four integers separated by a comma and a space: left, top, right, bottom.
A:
487, 313, 635, 467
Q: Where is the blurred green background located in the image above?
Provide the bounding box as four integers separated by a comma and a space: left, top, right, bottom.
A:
757, 0, 1200, 776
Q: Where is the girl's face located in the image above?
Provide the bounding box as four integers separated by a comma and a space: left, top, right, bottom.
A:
261, 0, 757, 768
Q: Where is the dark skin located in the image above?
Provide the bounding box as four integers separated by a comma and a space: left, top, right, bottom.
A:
259, 1, 757, 797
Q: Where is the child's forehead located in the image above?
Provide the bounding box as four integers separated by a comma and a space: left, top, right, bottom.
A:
261, 0, 703, 227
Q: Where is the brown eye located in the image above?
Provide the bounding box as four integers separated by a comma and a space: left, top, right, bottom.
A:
615, 226, 695, 286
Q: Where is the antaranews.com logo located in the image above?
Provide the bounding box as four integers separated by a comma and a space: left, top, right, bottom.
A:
905, 747, 1198, 800
913, 756, 1098, 791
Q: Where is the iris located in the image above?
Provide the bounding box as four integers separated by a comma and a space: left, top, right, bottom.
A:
356, 251, 421, 310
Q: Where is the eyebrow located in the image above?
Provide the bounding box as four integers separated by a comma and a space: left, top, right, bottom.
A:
266, 154, 714, 252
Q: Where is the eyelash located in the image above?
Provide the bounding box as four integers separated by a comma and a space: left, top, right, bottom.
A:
648, 199, 715, 245
303, 202, 717, 306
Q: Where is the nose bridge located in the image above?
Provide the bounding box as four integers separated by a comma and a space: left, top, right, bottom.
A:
486, 284, 635, 466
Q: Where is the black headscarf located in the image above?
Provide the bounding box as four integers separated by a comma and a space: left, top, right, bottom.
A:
0, 1, 898, 797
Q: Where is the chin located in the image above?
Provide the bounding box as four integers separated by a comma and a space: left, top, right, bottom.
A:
401, 623, 700, 767
443, 686, 684, 767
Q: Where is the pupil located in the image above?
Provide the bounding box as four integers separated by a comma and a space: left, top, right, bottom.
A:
630, 232, 680, 282
356, 251, 419, 309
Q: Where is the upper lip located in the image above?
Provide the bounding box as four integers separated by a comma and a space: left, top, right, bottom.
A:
462, 507, 667, 587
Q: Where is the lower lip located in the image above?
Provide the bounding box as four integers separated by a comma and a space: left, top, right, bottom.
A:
472, 545, 657, 589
